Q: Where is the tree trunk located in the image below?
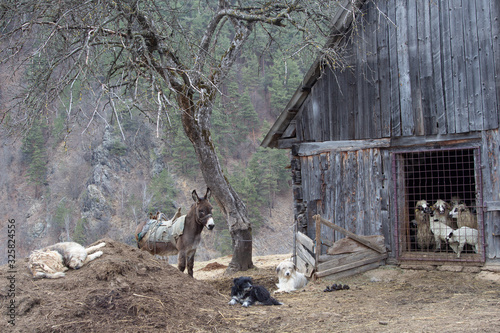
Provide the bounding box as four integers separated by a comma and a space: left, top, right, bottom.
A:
230, 228, 253, 271
179, 95, 254, 272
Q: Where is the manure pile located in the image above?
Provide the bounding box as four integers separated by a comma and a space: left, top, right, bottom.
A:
0, 238, 228, 332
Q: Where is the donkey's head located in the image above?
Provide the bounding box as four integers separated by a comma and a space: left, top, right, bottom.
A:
192, 188, 215, 230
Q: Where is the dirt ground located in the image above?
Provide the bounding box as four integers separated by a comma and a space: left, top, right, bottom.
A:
1, 238, 499, 332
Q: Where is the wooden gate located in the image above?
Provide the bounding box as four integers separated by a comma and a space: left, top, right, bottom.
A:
295, 215, 388, 279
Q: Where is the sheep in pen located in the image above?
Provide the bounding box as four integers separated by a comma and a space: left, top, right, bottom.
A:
399, 149, 481, 260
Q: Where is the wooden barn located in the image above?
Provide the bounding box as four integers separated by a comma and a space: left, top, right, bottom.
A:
261, 0, 500, 277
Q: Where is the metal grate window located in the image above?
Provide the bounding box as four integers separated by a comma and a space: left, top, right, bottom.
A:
393, 148, 484, 262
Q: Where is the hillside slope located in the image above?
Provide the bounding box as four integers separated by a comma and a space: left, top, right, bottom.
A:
0, 117, 294, 264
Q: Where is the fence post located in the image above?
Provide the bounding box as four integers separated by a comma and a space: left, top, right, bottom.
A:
314, 214, 321, 271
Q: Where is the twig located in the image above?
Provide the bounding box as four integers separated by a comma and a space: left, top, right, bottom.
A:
132, 293, 165, 308
52, 319, 92, 328
218, 310, 226, 319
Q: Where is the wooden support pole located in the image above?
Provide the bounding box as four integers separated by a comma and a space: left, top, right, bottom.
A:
315, 215, 321, 270
293, 221, 297, 266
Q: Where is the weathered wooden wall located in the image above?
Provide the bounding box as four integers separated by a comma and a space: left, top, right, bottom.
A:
294, 146, 394, 254
481, 129, 500, 259
290, 0, 500, 261
294, 0, 500, 142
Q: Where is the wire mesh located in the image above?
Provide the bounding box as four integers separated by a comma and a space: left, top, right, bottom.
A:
393, 148, 484, 262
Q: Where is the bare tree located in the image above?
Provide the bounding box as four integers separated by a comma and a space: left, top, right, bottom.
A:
0, 0, 357, 272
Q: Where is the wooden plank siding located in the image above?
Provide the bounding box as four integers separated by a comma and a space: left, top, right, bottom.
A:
377, 0, 391, 138
429, 0, 446, 134
387, 2, 401, 136
481, 129, 500, 258
275, 1, 500, 263
299, 148, 390, 245
481, 0, 499, 130
293, 0, 500, 142
491, 0, 500, 128
440, 0, 455, 134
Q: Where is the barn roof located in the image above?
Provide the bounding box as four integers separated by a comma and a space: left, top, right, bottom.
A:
261, 0, 366, 149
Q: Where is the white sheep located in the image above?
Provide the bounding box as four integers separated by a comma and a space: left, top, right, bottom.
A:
429, 217, 455, 251
432, 199, 453, 228
445, 226, 479, 258
414, 200, 434, 250
450, 196, 464, 208
449, 203, 477, 229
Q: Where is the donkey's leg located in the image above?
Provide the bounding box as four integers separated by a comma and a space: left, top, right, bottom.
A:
177, 251, 187, 273
186, 250, 196, 277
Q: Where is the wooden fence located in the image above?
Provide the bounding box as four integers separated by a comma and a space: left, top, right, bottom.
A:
295, 215, 387, 279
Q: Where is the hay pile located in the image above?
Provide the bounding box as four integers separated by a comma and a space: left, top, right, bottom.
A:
0, 238, 228, 332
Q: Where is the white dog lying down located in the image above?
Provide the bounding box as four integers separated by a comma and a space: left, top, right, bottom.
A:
274, 259, 308, 293
29, 241, 106, 279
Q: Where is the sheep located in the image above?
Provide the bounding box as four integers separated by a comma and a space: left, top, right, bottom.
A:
429, 217, 455, 252
431, 199, 453, 228
445, 226, 479, 258
414, 200, 435, 250
449, 203, 478, 229
450, 196, 464, 208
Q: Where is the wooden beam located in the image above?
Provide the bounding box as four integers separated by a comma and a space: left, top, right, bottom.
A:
321, 238, 333, 247
315, 253, 388, 278
296, 255, 314, 278
296, 243, 316, 268
315, 215, 321, 267
317, 248, 382, 272
296, 231, 315, 253
316, 261, 385, 280
297, 139, 390, 156
390, 132, 481, 148
485, 201, 500, 212
277, 137, 299, 149
313, 215, 386, 254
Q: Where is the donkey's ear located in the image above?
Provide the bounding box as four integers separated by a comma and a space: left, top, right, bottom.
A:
192, 190, 200, 203
205, 188, 211, 200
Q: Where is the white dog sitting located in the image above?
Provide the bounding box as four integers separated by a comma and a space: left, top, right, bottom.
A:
274, 259, 308, 293
29, 241, 106, 279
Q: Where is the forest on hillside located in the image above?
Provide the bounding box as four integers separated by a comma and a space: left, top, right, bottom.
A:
0, 0, 328, 262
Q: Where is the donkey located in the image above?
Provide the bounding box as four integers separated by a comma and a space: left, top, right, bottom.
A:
135, 188, 215, 277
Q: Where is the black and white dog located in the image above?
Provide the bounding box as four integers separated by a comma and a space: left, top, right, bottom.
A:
228, 276, 283, 307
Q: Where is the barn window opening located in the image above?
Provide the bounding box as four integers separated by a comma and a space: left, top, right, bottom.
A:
393, 148, 484, 262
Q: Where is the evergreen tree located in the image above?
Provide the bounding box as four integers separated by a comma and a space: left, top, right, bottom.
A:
237, 89, 259, 139
241, 53, 261, 92
247, 146, 290, 215
170, 124, 199, 177
212, 104, 236, 157
269, 53, 302, 117
22, 119, 48, 197
148, 169, 177, 216
228, 167, 262, 227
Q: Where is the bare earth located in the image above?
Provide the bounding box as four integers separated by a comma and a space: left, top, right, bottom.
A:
1, 238, 499, 332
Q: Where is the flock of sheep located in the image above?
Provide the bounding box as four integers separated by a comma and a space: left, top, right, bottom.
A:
414, 198, 479, 258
